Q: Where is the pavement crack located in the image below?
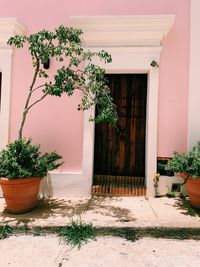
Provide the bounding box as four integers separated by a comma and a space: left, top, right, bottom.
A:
145, 199, 159, 219
82, 195, 95, 213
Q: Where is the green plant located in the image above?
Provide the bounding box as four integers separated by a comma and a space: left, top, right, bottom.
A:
33, 227, 42, 236
0, 225, 13, 239
157, 159, 173, 176
120, 228, 138, 242
7, 25, 117, 139
153, 173, 160, 197
0, 138, 63, 179
57, 218, 96, 249
0, 26, 117, 180
165, 152, 185, 174
166, 142, 200, 179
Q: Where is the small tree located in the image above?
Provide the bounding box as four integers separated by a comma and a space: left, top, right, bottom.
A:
8, 25, 117, 139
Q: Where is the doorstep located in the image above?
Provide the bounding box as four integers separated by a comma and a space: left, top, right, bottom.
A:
0, 196, 199, 228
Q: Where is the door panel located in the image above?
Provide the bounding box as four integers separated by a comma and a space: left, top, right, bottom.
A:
94, 74, 147, 177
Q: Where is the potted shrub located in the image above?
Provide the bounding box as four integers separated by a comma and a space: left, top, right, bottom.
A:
166, 142, 200, 209
0, 26, 117, 214
0, 139, 63, 214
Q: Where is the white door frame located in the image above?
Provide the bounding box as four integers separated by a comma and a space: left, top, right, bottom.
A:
71, 16, 175, 196
82, 47, 160, 196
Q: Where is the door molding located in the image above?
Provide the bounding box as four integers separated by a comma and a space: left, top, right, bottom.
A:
71, 15, 174, 196
82, 46, 160, 196
0, 18, 25, 150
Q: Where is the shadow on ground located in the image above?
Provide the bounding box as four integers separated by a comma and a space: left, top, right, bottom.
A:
0, 196, 136, 225
87, 196, 136, 222
174, 197, 200, 217
0, 198, 88, 221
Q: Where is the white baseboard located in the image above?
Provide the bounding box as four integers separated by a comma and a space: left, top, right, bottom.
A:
40, 172, 92, 198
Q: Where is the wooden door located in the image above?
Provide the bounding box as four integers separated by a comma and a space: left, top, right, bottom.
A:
94, 74, 147, 178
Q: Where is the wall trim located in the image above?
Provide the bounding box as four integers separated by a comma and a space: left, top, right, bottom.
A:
0, 18, 25, 48
71, 15, 175, 47
68, 15, 175, 197
0, 18, 25, 150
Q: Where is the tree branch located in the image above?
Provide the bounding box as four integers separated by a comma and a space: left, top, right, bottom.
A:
18, 54, 40, 139
26, 92, 49, 112
32, 84, 46, 93
24, 54, 40, 109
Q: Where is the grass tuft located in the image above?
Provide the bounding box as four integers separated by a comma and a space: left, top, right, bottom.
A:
57, 218, 96, 249
0, 224, 13, 239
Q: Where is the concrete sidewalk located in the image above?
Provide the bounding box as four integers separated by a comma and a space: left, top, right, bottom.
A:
0, 196, 200, 228
1, 196, 200, 267
0, 235, 200, 267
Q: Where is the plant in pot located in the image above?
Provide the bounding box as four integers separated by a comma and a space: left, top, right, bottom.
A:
0, 26, 117, 214
166, 142, 200, 209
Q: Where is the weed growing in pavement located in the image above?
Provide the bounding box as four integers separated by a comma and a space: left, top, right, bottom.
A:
0, 224, 13, 239
57, 218, 96, 249
33, 227, 42, 236
96, 227, 138, 242
143, 227, 200, 240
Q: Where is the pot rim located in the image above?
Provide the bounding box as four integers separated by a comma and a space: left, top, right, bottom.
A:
0, 177, 42, 185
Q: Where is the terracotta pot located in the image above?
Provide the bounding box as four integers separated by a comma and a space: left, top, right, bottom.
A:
180, 172, 188, 179
0, 177, 42, 214
186, 178, 200, 209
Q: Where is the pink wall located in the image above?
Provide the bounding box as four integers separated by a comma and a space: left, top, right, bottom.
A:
0, 0, 190, 171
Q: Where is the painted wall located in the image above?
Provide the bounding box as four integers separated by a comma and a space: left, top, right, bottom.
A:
0, 0, 190, 172
188, 0, 200, 149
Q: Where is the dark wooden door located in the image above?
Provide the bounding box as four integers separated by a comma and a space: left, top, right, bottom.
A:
94, 74, 147, 177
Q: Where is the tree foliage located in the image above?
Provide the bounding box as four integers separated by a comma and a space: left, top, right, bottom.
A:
7, 26, 117, 139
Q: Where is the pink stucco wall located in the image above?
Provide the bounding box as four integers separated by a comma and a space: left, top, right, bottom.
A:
1, 0, 189, 171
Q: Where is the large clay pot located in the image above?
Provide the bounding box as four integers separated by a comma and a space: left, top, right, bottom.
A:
186, 178, 200, 209
0, 177, 42, 214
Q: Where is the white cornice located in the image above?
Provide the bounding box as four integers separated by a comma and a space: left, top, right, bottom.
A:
0, 18, 25, 48
71, 15, 175, 47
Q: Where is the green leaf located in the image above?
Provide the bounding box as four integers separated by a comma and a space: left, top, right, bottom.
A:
0, 139, 63, 178
6, 25, 118, 139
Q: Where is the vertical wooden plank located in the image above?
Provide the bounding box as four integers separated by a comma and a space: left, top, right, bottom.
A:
93, 74, 147, 195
